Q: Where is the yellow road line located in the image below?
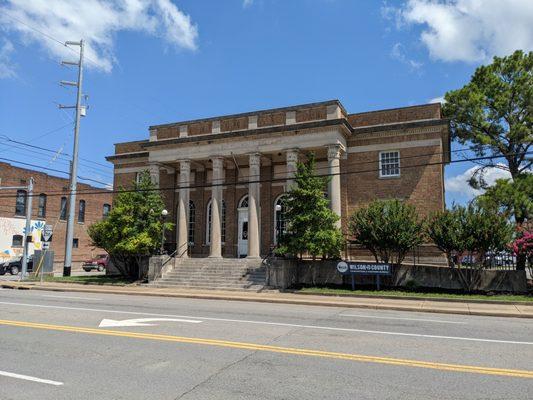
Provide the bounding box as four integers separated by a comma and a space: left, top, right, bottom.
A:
1, 319, 531, 379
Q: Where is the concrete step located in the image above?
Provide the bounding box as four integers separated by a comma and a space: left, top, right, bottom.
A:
152, 257, 266, 292
155, 282, 265, 289
158, 278, 265, 285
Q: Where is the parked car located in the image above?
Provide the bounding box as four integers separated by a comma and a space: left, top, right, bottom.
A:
486, 251, 516, 267
82, 254, 109, 272
0, 255, 33, 275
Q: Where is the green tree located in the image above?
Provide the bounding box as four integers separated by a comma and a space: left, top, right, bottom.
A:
427, 205, 468, 266
427, 204, 514, 265
443, 50, 532, 188
476, 174, 533, 224
462, 204, 515, 261
276, 154, 344, 260
427, 204, 514, 291
88, 171, 173, 279
348, 199, 425, 267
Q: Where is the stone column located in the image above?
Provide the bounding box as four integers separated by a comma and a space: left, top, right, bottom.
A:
327, 144, 342, 228
285, 149, 299, 189
148, 163, 160, 187
248, 153, 261, 258
209, 157, 224, 258
177, 160, 190, 257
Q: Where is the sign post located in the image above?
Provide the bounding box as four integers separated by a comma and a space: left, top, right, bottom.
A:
336, 261, 392, 291
40, 225, 53, 284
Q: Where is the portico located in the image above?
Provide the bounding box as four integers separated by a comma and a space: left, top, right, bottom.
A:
167, 144, 344, 259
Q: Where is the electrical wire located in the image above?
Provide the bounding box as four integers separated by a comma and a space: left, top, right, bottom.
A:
0, 151, 529, 199
0, 157, 111, 187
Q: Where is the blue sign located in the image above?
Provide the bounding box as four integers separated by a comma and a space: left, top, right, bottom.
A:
336, 261, 392, 290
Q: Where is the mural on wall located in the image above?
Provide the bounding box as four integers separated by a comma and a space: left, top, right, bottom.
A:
0, 217, 45, 260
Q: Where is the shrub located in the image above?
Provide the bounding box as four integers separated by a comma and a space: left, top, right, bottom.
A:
348, 199, 425, 266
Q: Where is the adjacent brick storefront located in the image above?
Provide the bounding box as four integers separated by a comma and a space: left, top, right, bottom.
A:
0, 162, 113, 271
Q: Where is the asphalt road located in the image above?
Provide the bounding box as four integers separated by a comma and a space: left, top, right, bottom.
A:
0, 287, 531, 399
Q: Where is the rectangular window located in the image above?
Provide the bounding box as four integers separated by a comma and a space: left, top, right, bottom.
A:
15, 190, 26, 216
73, 238, 79, 248
78, 200, 86, 223
38, 194, 47, 218
379, 151, 400, 178
60, 197, 67, 220
12, 235, 23, 247
103, 203, 111, 219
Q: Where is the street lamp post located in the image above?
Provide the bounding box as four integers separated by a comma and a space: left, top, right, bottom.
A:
160, 209, 168, 255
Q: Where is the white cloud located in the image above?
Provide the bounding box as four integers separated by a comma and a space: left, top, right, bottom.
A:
0, 39, 16, 79
391, 0, 533, 62
0, 0, 198, 73
390, 42, 423, 70
428, 96, 445, 104
243, 0, 254, 8
445, 165, 511, 199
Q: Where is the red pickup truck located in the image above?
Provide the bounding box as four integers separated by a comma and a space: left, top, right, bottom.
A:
82, 254, 109, 272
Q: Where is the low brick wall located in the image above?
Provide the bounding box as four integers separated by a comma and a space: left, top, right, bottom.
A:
266, 258, 527, 293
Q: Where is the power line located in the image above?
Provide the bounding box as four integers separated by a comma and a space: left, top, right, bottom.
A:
0, 133, 112, 170
0, 143, 114, 178
0, 151, 528, 200
0, 141, 113, 177
0, 157, 111, 187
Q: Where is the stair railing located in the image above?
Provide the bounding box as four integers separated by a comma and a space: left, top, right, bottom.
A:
155, 246, 188, 281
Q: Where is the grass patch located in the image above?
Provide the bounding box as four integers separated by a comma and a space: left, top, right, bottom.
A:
297, 287, 533, 303
35, 275, 135, 286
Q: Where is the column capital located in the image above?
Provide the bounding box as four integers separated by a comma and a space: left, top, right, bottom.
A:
179, 159, 191, 172
286, 148, 299, 163
249, 152, 261, 166
211, 156, 225, 169
327, 144, 343, 160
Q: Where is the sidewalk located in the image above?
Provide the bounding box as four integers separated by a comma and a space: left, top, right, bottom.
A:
2, 281, 532, 318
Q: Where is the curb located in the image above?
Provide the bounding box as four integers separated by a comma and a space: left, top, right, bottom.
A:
2, 282, 531, 319
288, 290, 533, 306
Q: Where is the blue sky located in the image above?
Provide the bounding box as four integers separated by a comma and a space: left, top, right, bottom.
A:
1, 0, 532, 204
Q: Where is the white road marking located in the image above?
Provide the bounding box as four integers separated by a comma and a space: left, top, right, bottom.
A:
340, 313, 466, 324
99, 317, 203, 327
0, 370, 63, 386
41, 295, 101, 301
0, 300, 530, 346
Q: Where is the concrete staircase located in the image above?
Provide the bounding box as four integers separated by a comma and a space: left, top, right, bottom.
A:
149, 257, 266, 291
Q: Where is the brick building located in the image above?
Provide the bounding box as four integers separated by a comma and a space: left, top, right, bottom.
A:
108, 100, 449, 262
0, 162, 113, 270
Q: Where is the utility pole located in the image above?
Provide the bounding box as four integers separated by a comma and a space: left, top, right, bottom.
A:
59, 40, 85, 277
21, 177, 34, 279
0, 179, 33, 280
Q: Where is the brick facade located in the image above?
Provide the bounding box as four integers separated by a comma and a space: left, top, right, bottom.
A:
108, 100, 449, 262
0, 162, 113, 270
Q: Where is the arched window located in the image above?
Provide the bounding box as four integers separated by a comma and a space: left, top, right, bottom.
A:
238, 195, 249, 209
60, 197, 67, 220
12, 234, 23, 247
188, 200, 195, 244
103, 203, 111, 218
206, 199, 226, 244
274, 194, 288, 245
78, 200, 86, 223
38, 194, 47, 218
15, 190, 27, 216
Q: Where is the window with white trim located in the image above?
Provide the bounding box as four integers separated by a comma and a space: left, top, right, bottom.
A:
274, 195, 288, 245
379, 151, 400, 178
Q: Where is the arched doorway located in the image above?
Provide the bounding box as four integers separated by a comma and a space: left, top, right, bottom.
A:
237, 195, 249, 258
